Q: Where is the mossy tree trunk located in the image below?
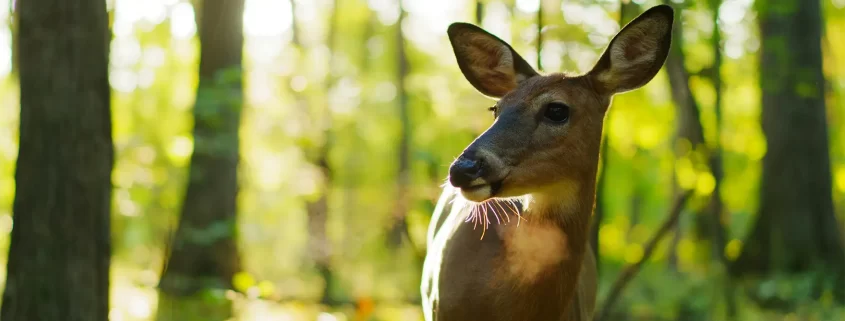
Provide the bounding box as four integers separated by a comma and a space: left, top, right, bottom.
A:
156, 0, 245, 320
0, 0, 113, 320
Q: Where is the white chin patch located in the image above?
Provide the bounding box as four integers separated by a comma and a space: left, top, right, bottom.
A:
460, 185, 492, 202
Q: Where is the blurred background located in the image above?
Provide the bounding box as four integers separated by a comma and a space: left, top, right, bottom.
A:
0, 0, 844, 320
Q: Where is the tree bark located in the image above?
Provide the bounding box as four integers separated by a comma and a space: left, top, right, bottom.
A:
300, 0, 339, 304
536, 0, 543, 71
387, 0, 412, 249
706, 0, 727, 265
1, 0, 113, 320
733, 0, 845, 302
157, 0, 245, 319
591, 0, 640, 271
661, 1, 708, 270
475, 0, 484, 25
7, 0, 18, 75
705, 0, 737, 317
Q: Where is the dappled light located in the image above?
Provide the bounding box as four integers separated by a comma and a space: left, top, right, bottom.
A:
0, 0, 844, 320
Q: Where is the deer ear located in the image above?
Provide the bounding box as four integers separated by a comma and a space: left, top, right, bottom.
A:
447, 23, 539, 98
587, 5, 674, 95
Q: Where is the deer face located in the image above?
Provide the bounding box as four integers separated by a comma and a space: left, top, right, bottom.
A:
446, 5, 674, 203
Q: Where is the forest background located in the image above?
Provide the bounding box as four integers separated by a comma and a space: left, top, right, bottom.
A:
0, 0, 844, 320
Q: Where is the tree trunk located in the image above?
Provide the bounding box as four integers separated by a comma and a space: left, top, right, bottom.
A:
592, 132, 607, 266
475, 0, 484, 25
7, 0, 18, 75
734, 0, 845, 303
387, 0, 412, 249
300, 0, 339, 304
706, 16, 727, 264
626, 150, 644, 243
705, 0, 737, 317
157, 0, 245, 319
536, 0, 543, 71
591, 0, 640, 271
661, 1, 708, 270
1, 0, 113, 320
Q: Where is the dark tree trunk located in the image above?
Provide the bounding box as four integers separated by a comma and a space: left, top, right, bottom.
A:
1, 0, 113, 320
157, 0, 245, 319
734, 0, 845, 302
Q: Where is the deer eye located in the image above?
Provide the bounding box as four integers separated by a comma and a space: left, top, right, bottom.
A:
543, 102, 570, 123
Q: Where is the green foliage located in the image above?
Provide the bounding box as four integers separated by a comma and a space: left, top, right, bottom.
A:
0, 0, 844, 320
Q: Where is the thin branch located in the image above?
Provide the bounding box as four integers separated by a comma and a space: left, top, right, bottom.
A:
593, 190, 694, 321
387, 0, 412, 249
229, 294, 423, 308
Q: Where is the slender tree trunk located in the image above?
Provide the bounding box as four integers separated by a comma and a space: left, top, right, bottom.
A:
387, 0, 412, 249
704, 0, 738, 317
592, 133, 608, 265
303, 0, 340, 304
592, 0, 640, 271
157, 0, 245, 319
7, 0, 17, 75
626, 149, 644, 242
661, 1, 708, 270
1, 0, 113, 320
536, 0, 543, 71
734, 0, 845, 304
706, 9, 727, 266
475, 0, 484, 25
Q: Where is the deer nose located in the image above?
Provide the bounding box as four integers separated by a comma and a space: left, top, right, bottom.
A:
449, 153, 484, 188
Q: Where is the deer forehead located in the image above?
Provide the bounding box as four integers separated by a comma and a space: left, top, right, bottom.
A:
498, 75, 604, 114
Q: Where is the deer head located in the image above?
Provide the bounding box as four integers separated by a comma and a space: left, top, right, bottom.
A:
446, 5, 674, 208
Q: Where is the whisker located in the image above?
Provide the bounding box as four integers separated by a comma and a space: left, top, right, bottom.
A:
494, 201, 511, 224
508, 199, 527, 221
484, 205, 491, 226
503, 199, 526, 226
469, 205, 478, 230
481, 204, 488, 226
488, 202, 501, 225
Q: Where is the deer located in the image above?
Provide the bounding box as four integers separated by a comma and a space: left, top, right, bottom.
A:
421, 4, 674, 321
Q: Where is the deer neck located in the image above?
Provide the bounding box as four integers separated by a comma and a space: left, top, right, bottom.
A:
494, 176, 596, 287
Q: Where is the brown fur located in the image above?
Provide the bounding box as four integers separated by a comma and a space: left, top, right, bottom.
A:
423, 5, 674, 321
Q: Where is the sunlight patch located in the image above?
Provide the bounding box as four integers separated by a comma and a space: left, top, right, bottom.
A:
317, 312, 339, 321
168, 136, 194, 164
170, 2, 196, 39
0, 28, 10, 77
725, 239, 742, 261
244, 0, 292, 37
624, 243, 644, 264
834, 166, 845, 193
